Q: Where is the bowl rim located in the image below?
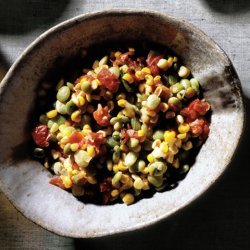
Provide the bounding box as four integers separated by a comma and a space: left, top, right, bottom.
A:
0, 8, 246, 238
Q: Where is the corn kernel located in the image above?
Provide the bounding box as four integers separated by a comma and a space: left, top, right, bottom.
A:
177, 133, 187, 139
178, 123, 190, 134
160, 142, 169, 153
71, 110, 81, 123
145, 74, 154, 86
164, 131, 176, 145
154, 75, 162, 84
138, 129, 145, 137
178, 66, 191, 78
86, 94, 92, 102
157, 58, 169, 70
72, 170, 79, 175
61, 176, 72, 189
172, 158, 180, 169
123, 73, 134, 84
182, 141, 193, 151
141, 67, 151, 74
83, 124, 91, 131
87, 176, 97, 184
117, 99, 127, 107
87, 146, 95, 157
135, 71, 144, 80
147, 154, 154, 163
114, 51, 122, 58
50, 123, 59, 133
99, 56, 108, 66
111, 189, 119, 197
78, 96, 85, 106
120, 65, 129, 73
46, 109, 57, 119
133, 178, 144, 190
92, 60, 99, 69
122, 193, 134, 205
70, 143, 79, 152
166, 153, 174, 164
138, 83, 145, 93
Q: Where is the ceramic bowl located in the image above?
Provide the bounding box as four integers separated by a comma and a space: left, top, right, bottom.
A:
0, 9, 244, 238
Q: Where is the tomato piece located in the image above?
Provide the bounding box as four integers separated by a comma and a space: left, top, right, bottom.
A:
121, 129, 144, 144
189, 118, 210, 140
69, 131, 83, 144
32, 124, 50, 147
97, 68, 120, 93
146, 54, 163, 76
84, 132, 105, 147
93, 105, 111, 127
49, 176, 66, 189
181, 99, 210, 122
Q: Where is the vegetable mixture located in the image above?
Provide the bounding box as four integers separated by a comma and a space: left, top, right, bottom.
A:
32, 46, 211, 205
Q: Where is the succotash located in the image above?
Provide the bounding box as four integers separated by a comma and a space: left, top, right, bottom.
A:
32, 47, 211, 205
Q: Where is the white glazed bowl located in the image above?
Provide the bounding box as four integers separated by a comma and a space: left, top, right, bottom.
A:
0, 10, 244, 238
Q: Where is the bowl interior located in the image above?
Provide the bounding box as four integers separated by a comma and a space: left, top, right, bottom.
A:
0, 10, 244, 238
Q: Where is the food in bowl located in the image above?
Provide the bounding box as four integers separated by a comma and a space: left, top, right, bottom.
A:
32, 45, 211, 205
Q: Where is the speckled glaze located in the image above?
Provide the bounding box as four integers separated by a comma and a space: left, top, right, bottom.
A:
0, 10, 245, 238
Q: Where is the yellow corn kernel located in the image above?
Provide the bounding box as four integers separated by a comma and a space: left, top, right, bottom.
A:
59, 124, 66, 132
46, 109, 57, 119
154, 75, 162, 84
71, 110, 81, 123
178, 123, 190, 134
138, 83, 145, 93
152, 139, 161, 149
114, 51, 122, 58
78, 95, 85, 106
122, 193, 134, 205
141, 167, 149, 175
70, 143, 79, 152
116, 93, 126, 100
87, 176, 97, 184
83, 124, 91, 131
99, 56, 108, 66
91, 79, 100, 89
141, 67, 151, 74
87, 146, 95, 157
120, 174, 130, 184
111, 189, 119, 197
51, 149, 61, 160
173, 56, 178, 62
61, 176, 72, 189
178, 66, 191, 78
182, 141, 193, 151
135, 71, 145, 80
175, 138, 182, 148
172, 158, 180, 169
145, 74, 154, 86
147, 154, 154, 163
120, 65, 129, 73
120, 144, 129, 153
122, 73, 134, 84
86, 94, 92, 102
72, 170, 79, 175
138, 129, 145, 137
157, 58, 169, 70
166, 153, 174, 164
117, 99, 127, 107
160, 142, 169, 153
164, 131, 176, 145
177, 133, 187, 140
50, 123, 59, 133
92, 60, 99, 69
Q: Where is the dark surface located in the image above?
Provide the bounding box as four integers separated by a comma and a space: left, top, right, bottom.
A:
0, 0, 250, 249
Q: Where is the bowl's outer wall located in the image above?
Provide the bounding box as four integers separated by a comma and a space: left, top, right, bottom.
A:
0, 10, 244, 238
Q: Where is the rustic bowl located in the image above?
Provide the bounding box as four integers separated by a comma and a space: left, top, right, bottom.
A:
0, 9, 245, 238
